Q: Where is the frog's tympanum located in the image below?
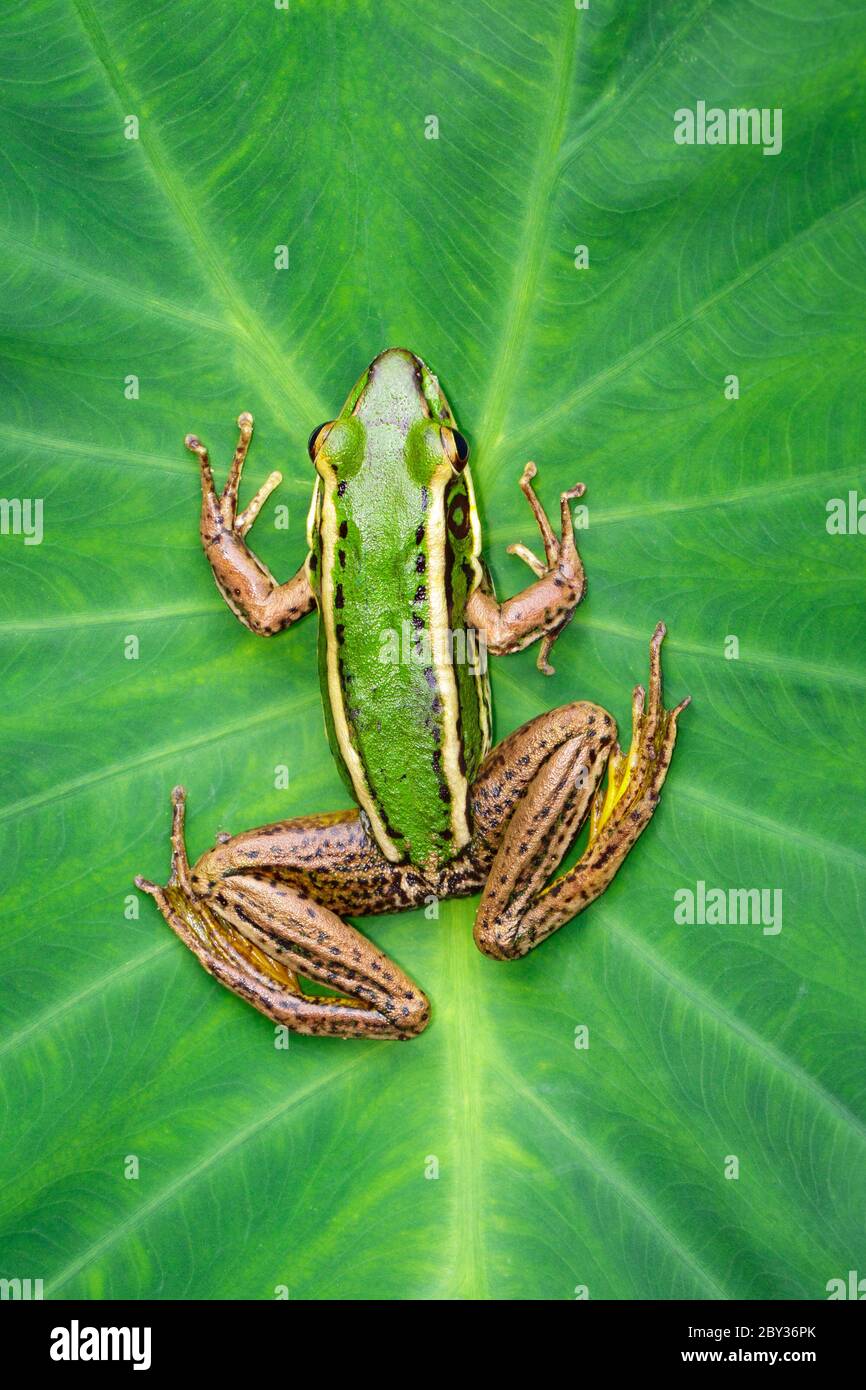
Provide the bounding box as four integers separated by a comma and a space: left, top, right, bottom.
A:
136, 349, 689, 1039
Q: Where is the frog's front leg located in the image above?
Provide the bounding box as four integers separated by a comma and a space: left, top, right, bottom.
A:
465, 462, 585, 674
135, 791, 430, 1040
468, 624, 689, 959
186, 412, 315, 635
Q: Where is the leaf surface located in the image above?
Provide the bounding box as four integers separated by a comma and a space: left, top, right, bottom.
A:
1, 0, 864, 1300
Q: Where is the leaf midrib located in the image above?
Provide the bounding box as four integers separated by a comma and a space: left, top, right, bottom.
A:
475, 2, 580, 458
70, 0, 329, 433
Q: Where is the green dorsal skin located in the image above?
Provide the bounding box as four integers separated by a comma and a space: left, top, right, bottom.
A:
306, 348, 490, 872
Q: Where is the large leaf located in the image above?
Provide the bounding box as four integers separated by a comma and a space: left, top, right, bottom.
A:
1, 0, 864, 1301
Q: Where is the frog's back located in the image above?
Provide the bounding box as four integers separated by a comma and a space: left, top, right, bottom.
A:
307, 348, 491, 871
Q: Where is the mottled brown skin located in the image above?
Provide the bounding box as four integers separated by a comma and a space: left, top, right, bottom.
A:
466, 461, 586, 674
136, 416, 688, 1039
187, 413, 315, 634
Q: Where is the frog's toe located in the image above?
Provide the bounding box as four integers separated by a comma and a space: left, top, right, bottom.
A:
135, 786, 194, 903
589, 625, 689, 843
134, 874, 159, 895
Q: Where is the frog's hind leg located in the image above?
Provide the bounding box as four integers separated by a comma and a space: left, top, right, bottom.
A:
135, 789, 429, 1040
471, 623, 689, 960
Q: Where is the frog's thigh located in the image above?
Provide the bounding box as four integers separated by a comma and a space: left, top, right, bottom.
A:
471, 627, 688, 959
196, 807, 435, 917
458, 701, 615, 871
138, 793, 429, 1040
466, 703, 614, 960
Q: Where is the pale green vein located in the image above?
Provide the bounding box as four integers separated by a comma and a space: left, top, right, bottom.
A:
0, 226, 226, 335
557, 0, 715, 173
0, 693, 318, 826
495, 1060, 728, 1298
602, 909, 866, 1149
0, 602, 218, 637
435, 9, 582, 1296
4, 420, 316, 483
475, 3, 580, 457
5, 423, 187, 476
676, 781, 866, 874
0, 942, 172, 1062
441, 904, 488, 1299
585, 465, 866, 529
486, 464, 866, 538
44, 1050, 379, 1296
70, 0, 328, 430
568, 613, 866, 695
505, 190, 866, 452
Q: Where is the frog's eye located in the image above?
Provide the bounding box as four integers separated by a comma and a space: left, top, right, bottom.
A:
448, 429, 470, 471
307, 423, 332, 460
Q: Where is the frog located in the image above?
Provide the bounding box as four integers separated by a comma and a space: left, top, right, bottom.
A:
136, 348, 689, 1040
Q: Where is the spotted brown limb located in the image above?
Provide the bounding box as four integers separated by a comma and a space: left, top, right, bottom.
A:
472, 624, 690, 959
135, 789, 430, 1040
134, 627, 688, 1036
465, 461, 585, 674
186, 413, 315, 635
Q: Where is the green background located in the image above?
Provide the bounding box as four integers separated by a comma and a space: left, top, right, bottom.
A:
1, 0, 864, 1300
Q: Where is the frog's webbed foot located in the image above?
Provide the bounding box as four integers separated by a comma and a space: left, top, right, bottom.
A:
135, 786, 193, 903
465, 464, 586, 673
508, 462, 585, 675
135, 787, 234, 974
183, 415, 314, 637
472, 624, 689, 959
185, 412, 282, 541
588, 622, 690, 848
136, 790, 430, 1041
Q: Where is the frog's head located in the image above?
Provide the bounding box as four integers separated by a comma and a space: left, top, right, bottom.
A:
307, 348, 470, 485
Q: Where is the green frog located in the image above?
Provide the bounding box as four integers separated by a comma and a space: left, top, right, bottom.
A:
136, 348, 689, 1039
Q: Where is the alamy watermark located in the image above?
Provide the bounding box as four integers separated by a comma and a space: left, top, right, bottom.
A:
827, 1270, 866, 1299
674, 880, 782, 936
0, 1276, 43, 1299
0, 497, 43, 545
826, 491, 866, 535
674, 102, 782, 157
50, 1320, 151, 1370
379, 621, 488, 675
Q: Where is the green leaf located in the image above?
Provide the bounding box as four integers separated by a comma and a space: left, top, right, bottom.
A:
1, 0, 864, 1301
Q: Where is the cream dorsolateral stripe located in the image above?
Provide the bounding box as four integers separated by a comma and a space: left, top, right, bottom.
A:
427, 464, 472, 851
305, 475, 321, 551
464, 463, 491, 759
